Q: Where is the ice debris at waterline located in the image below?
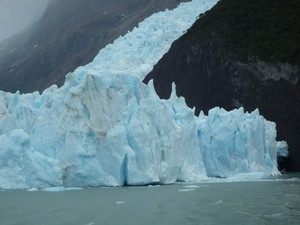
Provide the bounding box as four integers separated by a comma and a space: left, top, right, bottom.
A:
0, 0, 287, 189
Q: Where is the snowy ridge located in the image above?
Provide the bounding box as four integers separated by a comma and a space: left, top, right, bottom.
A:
0, 0, 287, 189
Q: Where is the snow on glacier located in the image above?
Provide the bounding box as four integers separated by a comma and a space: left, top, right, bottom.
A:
0, 0, 287, 189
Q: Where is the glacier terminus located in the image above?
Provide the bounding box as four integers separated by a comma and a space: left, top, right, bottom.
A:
0, 0, 288, 189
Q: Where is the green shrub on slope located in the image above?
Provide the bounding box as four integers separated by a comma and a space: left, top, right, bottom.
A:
183, 0, 300, 64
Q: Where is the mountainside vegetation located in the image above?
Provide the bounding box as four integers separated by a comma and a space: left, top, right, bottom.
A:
182, 0, 300, 64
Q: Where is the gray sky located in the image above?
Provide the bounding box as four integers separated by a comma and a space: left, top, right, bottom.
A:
0, 0, 50, 42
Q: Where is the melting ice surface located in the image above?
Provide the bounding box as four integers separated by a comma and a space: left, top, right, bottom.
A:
0, 0, 288, 189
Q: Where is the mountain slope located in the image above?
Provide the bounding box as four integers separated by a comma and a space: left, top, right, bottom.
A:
0, 0, 189, 94
144, 0, 300, 171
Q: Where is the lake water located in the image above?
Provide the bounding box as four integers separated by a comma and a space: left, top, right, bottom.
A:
1, 173, 299, 225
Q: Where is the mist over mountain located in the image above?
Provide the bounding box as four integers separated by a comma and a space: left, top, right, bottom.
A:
144, 0, 300, 171
0, 0, 188, 94
0, 0, 49, 42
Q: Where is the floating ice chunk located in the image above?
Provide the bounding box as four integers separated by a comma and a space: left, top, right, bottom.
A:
42, 187, 83, 192
27, 188, 39, 192
213, 200, 223, 204
178, 189, 195, 192
185, 185, 200, 188
116, 201, 125, 204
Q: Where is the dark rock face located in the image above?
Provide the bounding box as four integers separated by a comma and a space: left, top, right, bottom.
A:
0, 0, 189, 94
144, 35, 300, 171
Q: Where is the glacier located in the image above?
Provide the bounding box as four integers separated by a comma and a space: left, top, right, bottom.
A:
0, 0, 287, 190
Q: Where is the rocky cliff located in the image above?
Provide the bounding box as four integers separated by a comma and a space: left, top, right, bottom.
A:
0, 0, 188, 94
144, 0, 300, 171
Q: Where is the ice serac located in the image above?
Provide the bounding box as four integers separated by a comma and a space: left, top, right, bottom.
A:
197, 107, 280, 177
0, 0, 287, 189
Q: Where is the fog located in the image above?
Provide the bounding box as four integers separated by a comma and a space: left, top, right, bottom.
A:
0, 0, 50, 42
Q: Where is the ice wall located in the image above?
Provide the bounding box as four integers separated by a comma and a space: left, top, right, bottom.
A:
0, 0, 287, 189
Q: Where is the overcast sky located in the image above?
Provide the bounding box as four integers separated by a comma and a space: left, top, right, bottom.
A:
0, 0, 50, 42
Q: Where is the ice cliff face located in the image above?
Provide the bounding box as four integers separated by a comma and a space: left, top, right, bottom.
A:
0, 0, 286, 189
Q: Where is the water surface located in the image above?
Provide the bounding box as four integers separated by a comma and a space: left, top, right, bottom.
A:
1, 173, 299, 225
